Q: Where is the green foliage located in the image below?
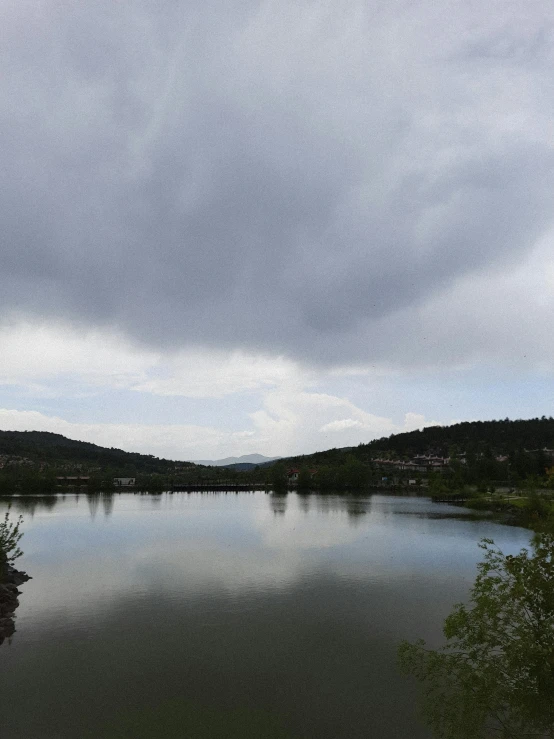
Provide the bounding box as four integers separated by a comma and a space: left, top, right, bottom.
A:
270, 462, 287, 492
0, 430, 198, 477
521, 494, 554, 531
428, 473, 449, 496
87, 474, 104, 493
464, 497, 493, 511
0, 508, 24, 570
297, 466, 312, 491
1, 418, 553, 494
340, 455, 370, 490
142, 475, 165, 493
368, 417, 554, 459
399, 535, 554, 738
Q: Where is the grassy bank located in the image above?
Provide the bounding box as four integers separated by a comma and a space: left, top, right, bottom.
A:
461, 491, 554, 531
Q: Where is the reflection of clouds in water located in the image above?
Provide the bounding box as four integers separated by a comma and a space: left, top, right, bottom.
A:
256, 497, 367, 551
18, 538, 309, 628
135, 540, 304, 593
18, 497, 371, 623
9, 493, 532, 629
17, 548, 148, 619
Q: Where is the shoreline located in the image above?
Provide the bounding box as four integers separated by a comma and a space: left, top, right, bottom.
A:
0, 565, 31, 645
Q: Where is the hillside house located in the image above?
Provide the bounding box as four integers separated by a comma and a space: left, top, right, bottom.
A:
287, 468, 317, 483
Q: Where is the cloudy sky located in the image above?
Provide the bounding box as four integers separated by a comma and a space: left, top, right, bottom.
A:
1, 0, 553, 460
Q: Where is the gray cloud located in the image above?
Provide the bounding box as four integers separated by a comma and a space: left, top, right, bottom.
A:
1, 1, 553, 365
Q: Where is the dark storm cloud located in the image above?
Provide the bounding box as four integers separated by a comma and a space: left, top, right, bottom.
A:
1, 0, 553, 364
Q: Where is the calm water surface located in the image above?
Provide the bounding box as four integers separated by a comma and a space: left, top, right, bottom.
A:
0, 492, 531, 738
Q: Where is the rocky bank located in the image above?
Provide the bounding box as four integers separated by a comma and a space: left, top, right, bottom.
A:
0, 565, 31, 646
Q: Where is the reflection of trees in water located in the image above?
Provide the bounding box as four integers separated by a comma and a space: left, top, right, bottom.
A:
102, 494, 114, 517
269, 493, 288, 515
0, 578, 22, 646
399, 534, 554, 739
0, 495, 58, 518
0, 588, 17, 645
344, 497, 369, 523
87, 493, 115, 519
313, 494, 372, 521
0, 514, 30, 648
268, 492, 373, 519
297, 494, 311, 513
87, 493, 100, 519
0, 566, 30, 647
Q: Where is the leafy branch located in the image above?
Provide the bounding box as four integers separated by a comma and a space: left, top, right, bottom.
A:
399, 535, 554, 739
0, 508, 24, 567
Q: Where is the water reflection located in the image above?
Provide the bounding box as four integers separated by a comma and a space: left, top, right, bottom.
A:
87, 493, 100, 518
102, 493, 115, 517
0, 493, 120, 520
297, 493, 311, 513
0, 492, 533, 739
269, 491, 375, 522
345, 497, 369, 522
0, 584, 19, 646
278, 492, 374, 523
0, 568, 31, 647
86, 492, 115, 519
0, 495, 59, 518
269, 492, 288, 515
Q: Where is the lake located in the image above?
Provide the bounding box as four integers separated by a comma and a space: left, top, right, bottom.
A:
0, 492, 531, 738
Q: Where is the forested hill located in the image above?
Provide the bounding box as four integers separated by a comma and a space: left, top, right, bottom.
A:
2, 417, 554, 477
365, 417, 554, 457
281, 417, 554, 468
0, 430, 196, 473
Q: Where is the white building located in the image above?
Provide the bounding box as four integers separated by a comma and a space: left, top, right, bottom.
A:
113, 477, 136, 487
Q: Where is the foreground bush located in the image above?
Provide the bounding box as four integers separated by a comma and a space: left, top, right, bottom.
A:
399, 535, 554, 738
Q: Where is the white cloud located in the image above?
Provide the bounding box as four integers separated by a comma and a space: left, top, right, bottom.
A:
0, 408, 230, 460
0, 395, 438, 460
0, 320, 451, 458
320, 419, 366, 433
0, 322, 303, 399
249, 390, 442, 455
134, 351, 301, 399
0, 321, 156, 391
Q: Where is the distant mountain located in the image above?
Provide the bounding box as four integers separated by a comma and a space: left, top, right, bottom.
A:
193, 454, 282, 468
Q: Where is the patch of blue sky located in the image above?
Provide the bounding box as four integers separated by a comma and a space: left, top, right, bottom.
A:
318, 368, 554, 427
0, 383, 263, 430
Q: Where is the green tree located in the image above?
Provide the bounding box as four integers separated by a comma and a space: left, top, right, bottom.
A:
399, 535, 554, 738
0, 508, 23, 577
522, 493, 553, 529
297, 466, 312, 492
270, 463, 287, 493
428, 472, 449, 497
339, 455, 369, 491
87, 474, 104, 493
314, 465, 336, 491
